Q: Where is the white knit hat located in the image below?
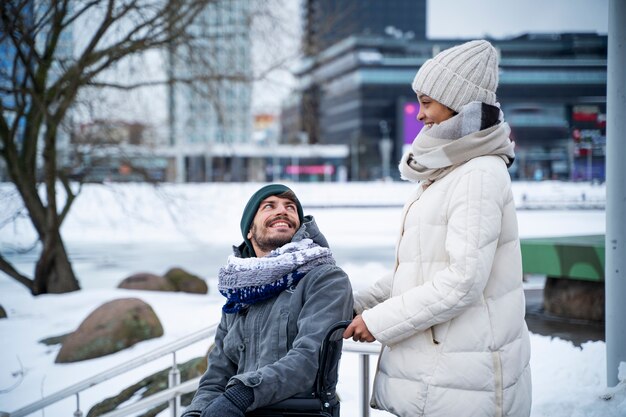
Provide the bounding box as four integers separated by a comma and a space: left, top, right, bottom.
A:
411, 40, 499, 113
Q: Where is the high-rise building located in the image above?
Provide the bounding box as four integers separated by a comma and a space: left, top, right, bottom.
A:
303, 0, 426, 56
167, 0, 252, 182
0, 1, 73, 180
0, 1, 36, 179
288, 0, 426, 148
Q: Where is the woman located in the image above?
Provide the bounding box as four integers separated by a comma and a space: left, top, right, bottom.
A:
344, 40, 532, 417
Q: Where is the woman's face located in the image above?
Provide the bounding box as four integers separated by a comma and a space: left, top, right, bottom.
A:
417, 94, 456, 128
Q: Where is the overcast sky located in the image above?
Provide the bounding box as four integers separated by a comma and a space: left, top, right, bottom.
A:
428, 0, 608, 39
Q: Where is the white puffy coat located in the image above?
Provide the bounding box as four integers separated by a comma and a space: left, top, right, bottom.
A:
355, 155, 532, 417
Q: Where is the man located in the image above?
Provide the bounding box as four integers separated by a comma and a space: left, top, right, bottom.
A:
344, 40, 531, 416
183, 184, 353, 417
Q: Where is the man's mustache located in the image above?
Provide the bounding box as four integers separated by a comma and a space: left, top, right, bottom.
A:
264, 215, 296, 228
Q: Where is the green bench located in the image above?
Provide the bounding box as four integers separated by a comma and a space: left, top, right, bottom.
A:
520, 235, 605, 282
520, 235, 605, 322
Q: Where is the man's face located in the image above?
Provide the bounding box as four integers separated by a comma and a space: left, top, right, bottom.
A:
417, 94, 456, 128
247, 195, 301, 256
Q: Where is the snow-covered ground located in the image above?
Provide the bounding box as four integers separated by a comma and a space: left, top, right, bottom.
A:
0, 181, 624, 417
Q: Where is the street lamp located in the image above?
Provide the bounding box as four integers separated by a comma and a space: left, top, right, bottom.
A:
379, 120, 393, 180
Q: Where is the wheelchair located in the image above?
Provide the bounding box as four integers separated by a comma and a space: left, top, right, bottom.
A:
246, 320, 352, 417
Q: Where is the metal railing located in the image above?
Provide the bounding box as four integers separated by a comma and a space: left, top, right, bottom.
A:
342, 340, 382, 417
0, 324, 381, 417
0, 324, 218, 417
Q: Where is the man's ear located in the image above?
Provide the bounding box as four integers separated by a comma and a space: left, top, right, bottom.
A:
247, 230, 252, 240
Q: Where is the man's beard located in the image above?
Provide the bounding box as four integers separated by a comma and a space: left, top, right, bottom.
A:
249, 218, 296, 253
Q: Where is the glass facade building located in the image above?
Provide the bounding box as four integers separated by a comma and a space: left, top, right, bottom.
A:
0, 1, 73, 180
303, 0, 426, 56
284, 33, 607, 181
168, 0, 252, 182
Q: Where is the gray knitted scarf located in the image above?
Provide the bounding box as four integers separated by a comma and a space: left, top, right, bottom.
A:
218, 238, 335, 313
399, 101, 515, 185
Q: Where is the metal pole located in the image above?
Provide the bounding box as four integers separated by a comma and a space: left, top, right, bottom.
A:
587, 142, 592, 181
360, 354, 370, 417
351, 134, 360, 181
378, 121, 392, 180
168, 352, 181, 417
606, 0, 626, 387
73, 393, 83, 417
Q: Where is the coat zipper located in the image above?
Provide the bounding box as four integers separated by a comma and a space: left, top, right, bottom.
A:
430, 327, 440, 344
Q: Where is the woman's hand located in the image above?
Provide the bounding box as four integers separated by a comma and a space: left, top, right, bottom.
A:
343, 314, 376, 342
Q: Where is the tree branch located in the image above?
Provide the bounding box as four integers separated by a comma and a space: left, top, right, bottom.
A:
85, 72, 252, 90
58, 172, 81, 226
0, 253, 33, 290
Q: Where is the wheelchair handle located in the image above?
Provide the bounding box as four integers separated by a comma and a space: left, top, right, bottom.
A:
316, 320, 352, 399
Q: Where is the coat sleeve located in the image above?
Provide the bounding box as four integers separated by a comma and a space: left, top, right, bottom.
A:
182, 315, 237, 416
353, 271, 393, 314
353, 184, 423, 314
232, 265, 353, 410
362, 167, 505, 346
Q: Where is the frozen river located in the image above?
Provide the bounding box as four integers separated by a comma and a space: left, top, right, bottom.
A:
2, 204, 605, 294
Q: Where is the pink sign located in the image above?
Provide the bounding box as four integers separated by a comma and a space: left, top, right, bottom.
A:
285, 165, 335, 175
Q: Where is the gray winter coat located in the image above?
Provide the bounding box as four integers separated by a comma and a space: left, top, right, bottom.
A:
183, 216, 353, 414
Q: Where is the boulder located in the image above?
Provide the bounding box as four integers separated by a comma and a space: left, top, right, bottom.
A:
56, 298, 163, 363
543, 277, 604, 321
118, 273, 174, 292
164, 267, 208, 294
39, 332, 71, 346
0, 305, 6, 319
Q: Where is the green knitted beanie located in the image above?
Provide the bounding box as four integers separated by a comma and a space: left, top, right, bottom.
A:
240, 184, 304, 255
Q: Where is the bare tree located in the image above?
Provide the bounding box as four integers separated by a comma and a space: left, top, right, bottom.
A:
0, 0, 258, 294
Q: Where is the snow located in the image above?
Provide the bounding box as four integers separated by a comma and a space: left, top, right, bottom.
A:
0, 181, 624, 417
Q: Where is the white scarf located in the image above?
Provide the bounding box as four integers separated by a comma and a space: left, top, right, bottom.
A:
399, 101, 515, 185
218, 239, 335, 313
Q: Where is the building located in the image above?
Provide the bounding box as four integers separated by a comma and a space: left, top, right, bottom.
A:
163, 0, 350, 183
0, 1, 74, 181
288, 0, 427, 148
253, 113, 281, 146
69, 120, 167, 183
303, 0, 426, 56
167, 0, 253, 182
284, 32, 607, 181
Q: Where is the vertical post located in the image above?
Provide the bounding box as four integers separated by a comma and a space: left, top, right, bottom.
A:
168, 352, 181, 416
606, 0, 626, 387
73, 393, 83, 417
204, 153, 213, 182
167, 38, 175, 148
379, 121, 393, 181
167, 36, 185, 184
272, 138, 279, 181
351, 134, 360, 181
176, 154, 185, 183
291, 156, 299, 182
586, 142, 592, 181
360, 354, 370, 417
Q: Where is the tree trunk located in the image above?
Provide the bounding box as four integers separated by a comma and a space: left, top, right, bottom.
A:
32, 229, 80, 295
